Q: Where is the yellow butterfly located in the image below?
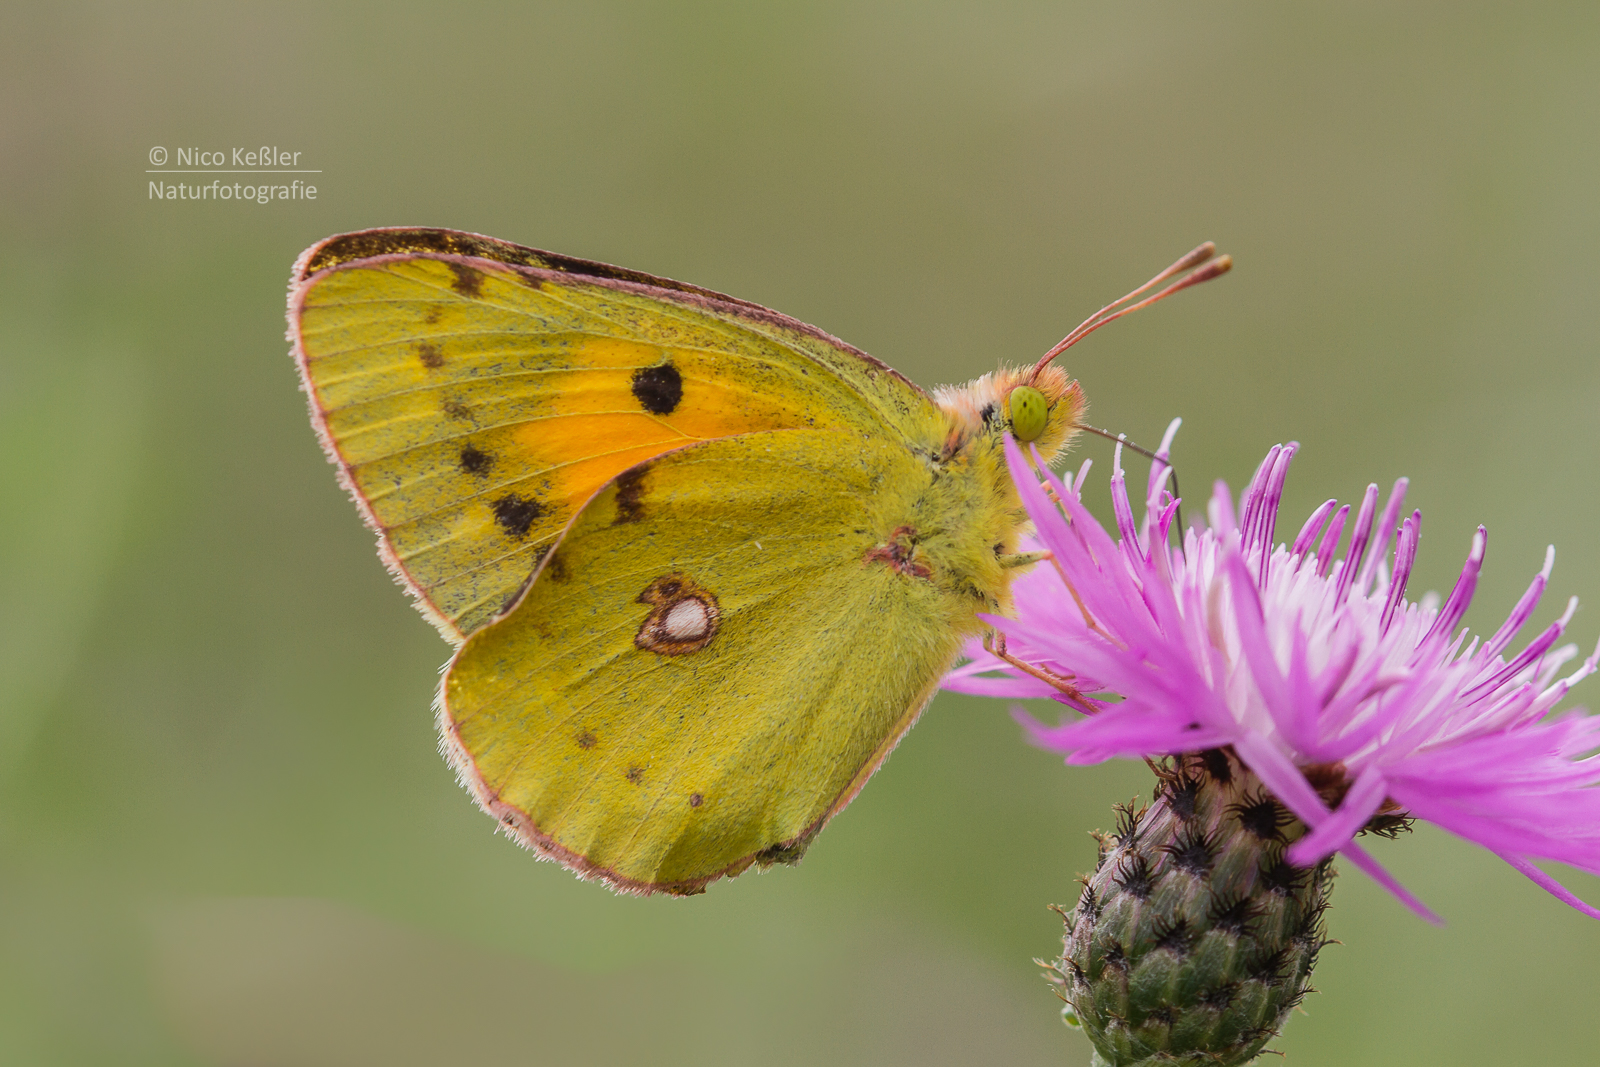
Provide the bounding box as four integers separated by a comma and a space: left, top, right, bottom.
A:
287, 229, 1227, 895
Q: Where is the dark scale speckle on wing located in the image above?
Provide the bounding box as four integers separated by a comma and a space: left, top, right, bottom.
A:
631, 363, 683, 415
459, 445, 494, 475
491, 493, 547, 538
447, 262, 483, 297
612, 467, 648, 525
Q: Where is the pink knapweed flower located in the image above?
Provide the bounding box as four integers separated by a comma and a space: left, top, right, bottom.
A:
947, 424, 1600, 921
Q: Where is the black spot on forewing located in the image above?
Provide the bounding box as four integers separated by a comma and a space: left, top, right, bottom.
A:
459, 445, 493, 475
576, 731, 596, 750
491, 493, 547, 539
625, 766, 643, 784
612, 466, 647, 524
631, 363, 683, 415
448, 262, 484, 297
689, 793, 703, 808
417, 342, 444, 368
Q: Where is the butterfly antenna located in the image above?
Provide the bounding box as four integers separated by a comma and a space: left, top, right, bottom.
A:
1031, 242, 1232, 378
1074, 424, 1186, 557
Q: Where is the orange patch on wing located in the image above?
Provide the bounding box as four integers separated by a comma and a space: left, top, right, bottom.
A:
538, 430, 691, 520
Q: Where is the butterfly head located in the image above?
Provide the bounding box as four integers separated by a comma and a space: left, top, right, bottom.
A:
932, 364, 1086, 464
935, 241, 1230, 467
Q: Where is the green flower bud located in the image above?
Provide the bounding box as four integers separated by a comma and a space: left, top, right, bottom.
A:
1044, 750, 1334, 1066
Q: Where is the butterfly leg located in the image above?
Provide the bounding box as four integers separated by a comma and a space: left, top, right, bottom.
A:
981, 631, 1095, 713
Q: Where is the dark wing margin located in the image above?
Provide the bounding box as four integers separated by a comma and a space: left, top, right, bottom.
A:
296, 227, 771, 311
291, 227, 922, 393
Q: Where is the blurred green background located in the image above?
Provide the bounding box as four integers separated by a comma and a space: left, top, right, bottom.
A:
3, 3, 1598, 1064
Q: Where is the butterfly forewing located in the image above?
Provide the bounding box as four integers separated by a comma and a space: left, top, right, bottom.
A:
291, 237, 937, 638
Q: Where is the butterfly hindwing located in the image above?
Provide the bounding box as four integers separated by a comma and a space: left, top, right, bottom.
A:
290, 230, 941, 639
440, 428, 970, 894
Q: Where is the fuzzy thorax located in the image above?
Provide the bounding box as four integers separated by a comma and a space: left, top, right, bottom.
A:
932, 364, 1085, 463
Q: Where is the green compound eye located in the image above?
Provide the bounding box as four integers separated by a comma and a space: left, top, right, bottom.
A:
1007, 385, 1049, 442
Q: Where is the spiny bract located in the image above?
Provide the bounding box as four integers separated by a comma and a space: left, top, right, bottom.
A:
1046, 751, 1333, 1067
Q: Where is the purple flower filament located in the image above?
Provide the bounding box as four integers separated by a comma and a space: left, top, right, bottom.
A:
945, 426, 1600, 922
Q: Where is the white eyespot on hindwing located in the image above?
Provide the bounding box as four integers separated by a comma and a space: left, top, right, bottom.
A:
662, 598, 711, 641
635, 573, 720, 655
